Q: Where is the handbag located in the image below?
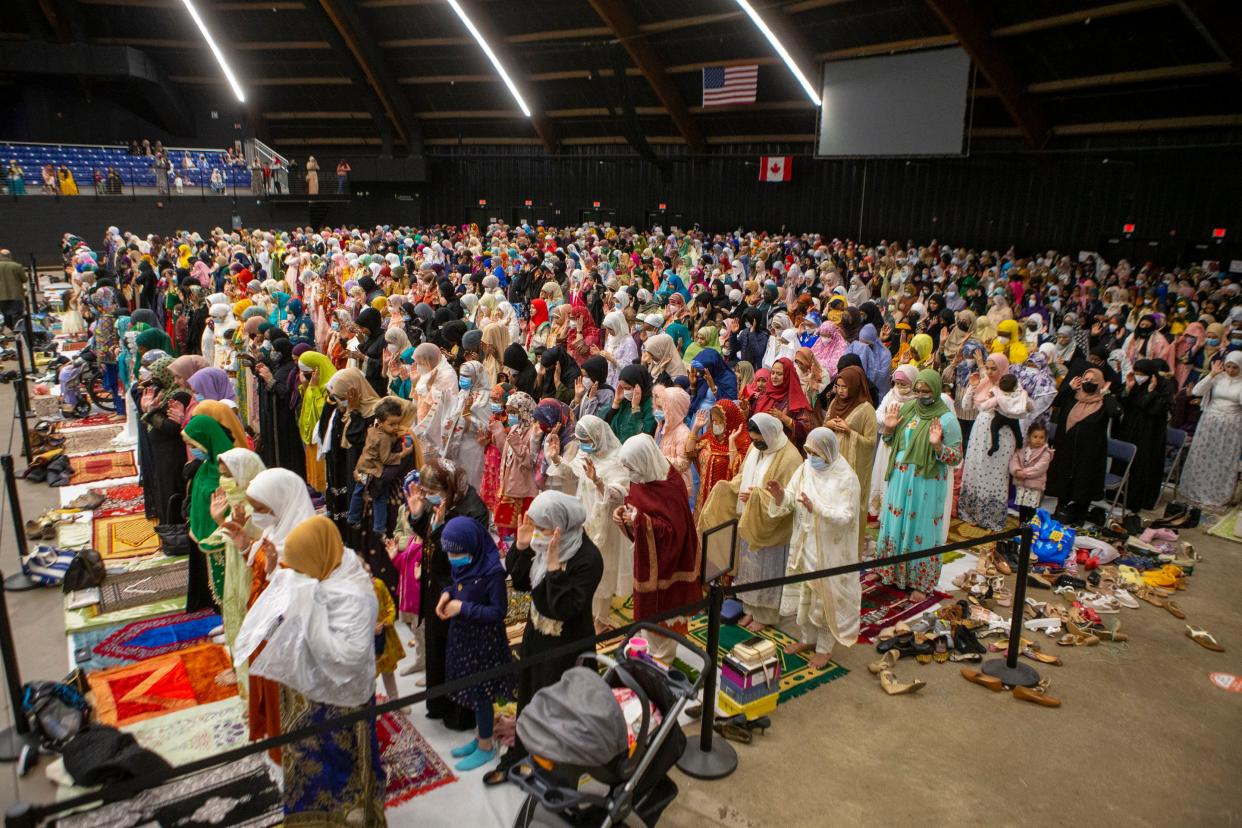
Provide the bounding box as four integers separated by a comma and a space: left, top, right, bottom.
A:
155, 494, 193, 557
729, 635, 777, 667
62, 548, 106, 593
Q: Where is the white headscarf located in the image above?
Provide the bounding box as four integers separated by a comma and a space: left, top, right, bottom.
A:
219, 448, 265, 506
602, 311, 630, 347
526, 491, 587, 588
738, 412, 788, 506
573, 413, 622, 461
245, 468, 317, 558
618, 433, 670, 484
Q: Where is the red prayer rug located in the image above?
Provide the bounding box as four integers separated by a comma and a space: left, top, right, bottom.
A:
88, 643, 237, 726
857, 573, 951, 643
375, 698, 456, 806
68, 450, 137, 485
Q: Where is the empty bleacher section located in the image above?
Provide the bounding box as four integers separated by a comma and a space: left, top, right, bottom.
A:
2, 142, 251, 194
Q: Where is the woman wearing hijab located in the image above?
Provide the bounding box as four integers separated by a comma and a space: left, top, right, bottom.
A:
699, 413, 801, 631
653, 384, 694, 497
951, 339, 989, 447
1124, 312, 1174, 367
958, 353, 1024, 531
182, 414, 234, 612
599, 310, 638, 388
194, 399, 248, 449
615, 434, 700, 655
1179, 352, 1242, 509
907, 333, 935, 371
763, 428, 861, 669
687, 348, 737, 424
682, 325, 720, 368
493, 391, 541, 541
991, 318, 1030, 366
233, 517, 385, 827
752, 356, 817, 447
1046, 367, 1122, 525
535, 345, 580, 404
351, 306, 387, 396
187, 367, 237, 407
324, 368, 383, 535
562, 416, 632, 632
823, 365, 876, 546
426, 361, 493, 493
285, 297, 315, 346
489, 491, 603, 785
296, 350, 336, 492
1014, 352, 1059, 430
255, 338, 306, 477
138, 356, 192, 525
603, 363, 657, 442
480, 322, 510, 387
642, 333, 687, 387
502, 343, 539, 398
574, 354, 614, 420
794, 348, 828, 410
689, 399, 750, 515
532, 397, 577, 494
811, 321, 847, 380
874, 370, 963, 601
1115, 358, 1173, 511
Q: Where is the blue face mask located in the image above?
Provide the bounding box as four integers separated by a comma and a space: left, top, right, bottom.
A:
189, 447, 208, 461
653, 410, 665, 421
193, 393, 204, 402
1207, 338, 1221, 347
458, 377, 472, 390
507, 414, 519, 427
491, 403, 504, 414
808, 456, 830, 472
447, 554, 471, 569
425, 493, 443, 506
579, 442, 595, 454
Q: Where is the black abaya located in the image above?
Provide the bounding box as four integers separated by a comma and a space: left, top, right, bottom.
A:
1116, 378, 1172, 510
1046, 387, 1122, 520
140, 392, 191, 525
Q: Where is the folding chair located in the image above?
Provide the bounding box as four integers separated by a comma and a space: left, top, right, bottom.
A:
1163, 427, 1187, 499
1102, 438, 1137, 518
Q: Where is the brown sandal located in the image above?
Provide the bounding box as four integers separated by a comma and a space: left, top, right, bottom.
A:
1164, 600, 1186, 620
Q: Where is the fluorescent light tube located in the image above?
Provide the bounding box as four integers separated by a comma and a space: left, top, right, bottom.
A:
446, 0, 531, 117
181, 0, 246, 103
735, 0, 820, 105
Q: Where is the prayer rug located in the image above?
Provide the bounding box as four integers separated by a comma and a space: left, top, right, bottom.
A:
65, 596, 187, 634
857, 575, 951, 644
375, 698, 456, 806
58, 411, 124, 428
56, 754, 280, 828
68, 450, 137, 485
88, 643, 238, 726
60, 425, 124, 455
122, 698, 250, 766
74, 609, 221, 669
686, 616, 848, 704
94, 482, 146, 513
92, 512, 160, 560
98, 560, 188, 613
1207, 509, 1242, 545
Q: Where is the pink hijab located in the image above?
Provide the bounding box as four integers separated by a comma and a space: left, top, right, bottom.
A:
974, 353, 1010, 398
811, 321, 847, 376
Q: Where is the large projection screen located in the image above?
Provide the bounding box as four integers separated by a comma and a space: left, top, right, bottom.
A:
816, 48, 971, 157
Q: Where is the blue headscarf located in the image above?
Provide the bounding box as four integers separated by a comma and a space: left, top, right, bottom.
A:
956, 339, 988, 390
441, 516, 505, 583
852, 324, 892, 394
689, 347, 738, 418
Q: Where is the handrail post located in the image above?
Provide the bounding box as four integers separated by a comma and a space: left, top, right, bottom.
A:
676, 581, 736, 779
982, 525, 1039, 687
2, 455, 38, 593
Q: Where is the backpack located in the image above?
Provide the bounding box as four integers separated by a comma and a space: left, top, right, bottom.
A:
21, 680, 91, 751
62, 548, 106, 593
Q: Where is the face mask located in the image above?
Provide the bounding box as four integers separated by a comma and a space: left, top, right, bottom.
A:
530, 531, 551, 555
996, 335, 1010, 345
331, 321, 340, 331
425, 493, 443, 506
189, 447, 208, 461
250, 511, 276, 531
1108, 324, 1118, 333
1081, 381, 1099, 394
458, 377, 472, 390
1207, 338, 1220, 347
957, 321, 970, 332
578, 442, 595, 454
751, 438, 767, 451
918, 394, 936, 406
491, 402, 504, 414
653, 410, 665, 422
808, 456, 829, 472
507, 413, 519, 427
447, 554, 471, 569
1134, 373, 1149, 383
220, 476, 238, 496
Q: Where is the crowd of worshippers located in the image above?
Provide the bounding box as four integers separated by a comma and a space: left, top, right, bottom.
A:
54, 223, 1242, 813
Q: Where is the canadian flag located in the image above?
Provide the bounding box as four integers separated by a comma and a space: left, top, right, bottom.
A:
759, 155, 792, 182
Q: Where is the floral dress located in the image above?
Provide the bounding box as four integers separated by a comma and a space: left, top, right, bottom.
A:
874, 411, 963, 594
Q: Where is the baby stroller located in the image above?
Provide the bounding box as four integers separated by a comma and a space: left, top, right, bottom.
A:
509, 623, 706, 828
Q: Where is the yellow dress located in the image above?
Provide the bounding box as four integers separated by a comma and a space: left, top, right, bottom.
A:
373, 577, 405, 675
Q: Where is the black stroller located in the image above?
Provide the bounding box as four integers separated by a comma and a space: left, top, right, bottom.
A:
509, 623, 706, 828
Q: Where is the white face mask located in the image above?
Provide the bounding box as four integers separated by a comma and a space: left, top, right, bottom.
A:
250, 512, 276, 531
712, 423, 725, 436
1134, 373, 1149, 383
530, 530, 551, 555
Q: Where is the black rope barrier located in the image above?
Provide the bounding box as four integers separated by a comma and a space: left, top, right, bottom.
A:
7, 525, 1019, 825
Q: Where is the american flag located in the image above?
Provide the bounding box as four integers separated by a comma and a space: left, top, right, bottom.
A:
702, 65, 758, 106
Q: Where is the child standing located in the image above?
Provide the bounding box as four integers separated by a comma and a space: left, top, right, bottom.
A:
1009, 422, 1053, 523
372, 573, 405, 703
439, 516, 512, 772
349, 397, 414, 539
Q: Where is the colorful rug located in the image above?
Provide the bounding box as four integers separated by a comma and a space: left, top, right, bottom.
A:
87, 643, 238, 726
60, 425, 125, 455
122, 698, 250, 766
505, 589, 531, 648
686, 616, 848, 704
857, 575, 951, 644
375, 698, 456, 806
98, 560, 188, 613
93, 512, 161, 560
58, 411, 124, 428
73, 610, 221, 670
56, 754, 280, 828
93, 482, 147, 512
1207, 509, 1242, 545
65, 595, 187, 633
68, 450, 137, 485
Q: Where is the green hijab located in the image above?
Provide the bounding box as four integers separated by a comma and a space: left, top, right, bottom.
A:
136, 326, 175, 357
148, 355, 179, 405
183, 415, 234, 549
682, 324, 720, 367
885, 368, 951, 481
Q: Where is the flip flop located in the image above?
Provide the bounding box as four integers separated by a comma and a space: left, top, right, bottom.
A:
1185, 625, 1224, 652
1164, 600, 1187, 620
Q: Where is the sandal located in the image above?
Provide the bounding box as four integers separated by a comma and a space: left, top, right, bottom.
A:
991, 578, 1013, 608
1057, 622, 1100, 647
1164, 599, 1187, 620
1185, 625, 1224, 652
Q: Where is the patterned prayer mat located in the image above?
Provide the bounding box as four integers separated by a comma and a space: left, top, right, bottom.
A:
56, 754, 280, 828
686, 616, 849, 704
1207, 509, 1242, 545
88, 643, 238, 727
122, 697, 249, 766
57, 411, 124, 428
72, 610, 221, 670
98, 560, 188, 613
65, 596, 187, 634
60, 425, 124, 455
375, 698, 456, 806
857, 575, 951, 644
93, 483, 146, 513
92, 512, 160, 560
68, 450, 137, 485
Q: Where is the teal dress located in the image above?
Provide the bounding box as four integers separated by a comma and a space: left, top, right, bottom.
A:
874, 411, 963, 594
603, 395, 656, 443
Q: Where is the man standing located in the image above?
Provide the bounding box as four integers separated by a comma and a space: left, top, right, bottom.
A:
0, 250, 26, 331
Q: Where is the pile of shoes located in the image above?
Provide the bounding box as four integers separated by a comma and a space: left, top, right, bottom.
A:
867, 650, 924, 695
22, 449, 70, 486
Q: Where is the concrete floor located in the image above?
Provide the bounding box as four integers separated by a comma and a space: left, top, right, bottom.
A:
0, 366, 1239, 824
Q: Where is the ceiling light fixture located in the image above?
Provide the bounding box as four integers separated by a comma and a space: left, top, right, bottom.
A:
734, 0, 820, 105
180, 0, 246, 102
446, 0, 531, 117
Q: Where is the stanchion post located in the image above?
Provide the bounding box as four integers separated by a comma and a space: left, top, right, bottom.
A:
12, 341, 31, 463
982, 525, 1039, 687
0, 465, 38, 761
676, 581, 737, 779
2, 456, 38, 593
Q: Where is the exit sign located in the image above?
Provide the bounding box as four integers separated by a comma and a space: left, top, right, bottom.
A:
658, 203, 667, 210
1123, 223, 1135, 234
1213, 227, 1226, 238
593, 200, 601, 208
524, 199, 532, 207
478, 199, 487, 206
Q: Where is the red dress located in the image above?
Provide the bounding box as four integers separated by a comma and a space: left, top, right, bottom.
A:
625, 468, 702, 622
